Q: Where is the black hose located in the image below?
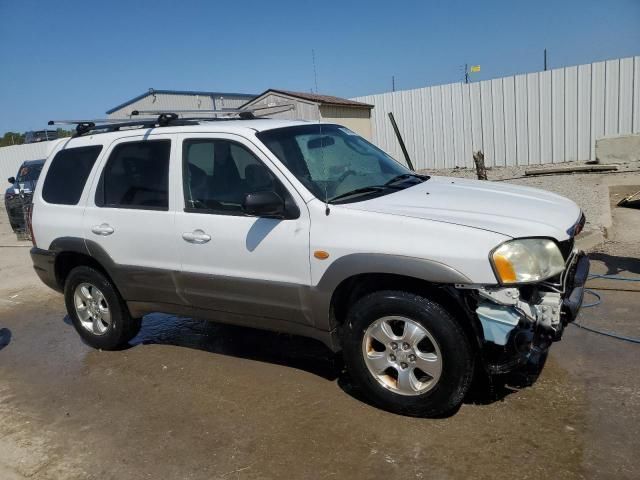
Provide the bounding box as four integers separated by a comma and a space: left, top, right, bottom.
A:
571, 275, 640, 344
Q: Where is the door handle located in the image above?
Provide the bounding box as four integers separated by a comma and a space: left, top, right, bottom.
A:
91, 223, 114, 236
182, 229, 211, 244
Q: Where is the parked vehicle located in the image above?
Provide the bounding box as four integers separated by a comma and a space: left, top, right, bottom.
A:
29, 113, 589, 417
5, 159, 45, 232
24, 130, 58, 144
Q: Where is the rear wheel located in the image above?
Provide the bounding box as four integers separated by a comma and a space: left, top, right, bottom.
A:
342, 290, 474, 417
64, 266, 141, 350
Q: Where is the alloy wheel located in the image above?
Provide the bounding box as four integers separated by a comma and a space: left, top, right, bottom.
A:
362, 316, 443, 396
73, 282, 112, 336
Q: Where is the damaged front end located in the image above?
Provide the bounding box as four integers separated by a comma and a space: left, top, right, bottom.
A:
463, 248, 590, 376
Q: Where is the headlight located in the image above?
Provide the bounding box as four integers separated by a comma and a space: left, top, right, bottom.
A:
491, 238, 565, 284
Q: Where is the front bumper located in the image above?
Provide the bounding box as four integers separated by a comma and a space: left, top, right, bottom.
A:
561, 251, 590, 323
473, 250, 589, 374
477, 250, 589, 342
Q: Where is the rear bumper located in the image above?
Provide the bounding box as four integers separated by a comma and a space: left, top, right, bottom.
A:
30, 247, 61, 293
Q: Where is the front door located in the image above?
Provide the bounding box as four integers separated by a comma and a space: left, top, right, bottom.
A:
175, 133, 312, 325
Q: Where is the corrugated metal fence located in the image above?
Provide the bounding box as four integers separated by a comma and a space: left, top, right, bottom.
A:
354, 56, 640, 169
0, 141, 58, 183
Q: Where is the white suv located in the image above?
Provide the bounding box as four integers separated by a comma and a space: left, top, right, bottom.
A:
29, 116, 589, 417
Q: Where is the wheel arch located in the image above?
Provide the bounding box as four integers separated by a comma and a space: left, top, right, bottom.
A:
329, 273, 482, 346
54, 251, 115, 291
49, 237, 118, 293
314, 254, 483, 351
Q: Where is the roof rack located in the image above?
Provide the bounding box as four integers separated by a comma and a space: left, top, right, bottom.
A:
131, 103, 295, 119
48, 114, 188, 136
48, 104, 295, 137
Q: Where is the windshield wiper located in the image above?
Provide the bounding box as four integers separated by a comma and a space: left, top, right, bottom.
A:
384, 173, 430, 186
329, 185, 402, 203
329, 174, 428, 203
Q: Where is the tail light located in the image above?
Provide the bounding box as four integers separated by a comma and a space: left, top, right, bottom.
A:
26, 203, 36, 247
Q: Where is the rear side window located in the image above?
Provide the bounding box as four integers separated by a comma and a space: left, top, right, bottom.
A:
96, 140, 170, 210
42, 146, 103, 205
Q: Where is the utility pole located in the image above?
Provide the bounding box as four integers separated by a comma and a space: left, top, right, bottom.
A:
544, 48, 548, 71
392, 75, 395, 92
465, 64, 480, 83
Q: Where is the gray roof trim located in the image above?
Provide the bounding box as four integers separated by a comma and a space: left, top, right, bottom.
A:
241, 89, 374, 109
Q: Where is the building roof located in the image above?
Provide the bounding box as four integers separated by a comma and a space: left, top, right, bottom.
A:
106, 89, 257, 114
244, 89, 374, 108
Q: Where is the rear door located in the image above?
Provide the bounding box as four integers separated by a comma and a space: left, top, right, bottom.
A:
175, 132, 312, 325
83, 134, 183, 305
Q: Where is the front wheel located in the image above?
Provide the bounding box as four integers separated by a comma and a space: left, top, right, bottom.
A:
342, 290, 474, 417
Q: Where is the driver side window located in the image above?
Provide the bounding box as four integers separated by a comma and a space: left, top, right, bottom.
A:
182, 139, 282, 215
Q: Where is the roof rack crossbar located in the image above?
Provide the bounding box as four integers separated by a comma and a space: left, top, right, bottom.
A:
48, 119, 153, 125
46, 103, 296, 137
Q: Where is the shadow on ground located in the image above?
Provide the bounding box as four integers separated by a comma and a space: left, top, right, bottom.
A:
63, 311, 517, 416
589, 251, 640, 276
0, 327, 11, 351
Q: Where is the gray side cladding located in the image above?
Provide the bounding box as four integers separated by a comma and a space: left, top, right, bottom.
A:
39, 238, 472, 350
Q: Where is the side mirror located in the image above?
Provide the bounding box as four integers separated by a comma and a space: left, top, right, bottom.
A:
242, 191, 285, 218
8, 177, 15, 184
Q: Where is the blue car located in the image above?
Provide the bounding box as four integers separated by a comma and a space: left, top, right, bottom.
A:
5, 159, 45, 232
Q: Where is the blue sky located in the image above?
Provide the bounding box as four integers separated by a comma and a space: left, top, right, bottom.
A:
1, 0, 639, 133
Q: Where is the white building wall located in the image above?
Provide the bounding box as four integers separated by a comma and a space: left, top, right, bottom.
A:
354, 55, 640, 169
243, 93, 320, 120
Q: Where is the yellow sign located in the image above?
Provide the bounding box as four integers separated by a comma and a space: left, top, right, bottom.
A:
470, 65, 481, 73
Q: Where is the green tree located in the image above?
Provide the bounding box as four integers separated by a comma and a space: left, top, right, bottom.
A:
0, 132, 25, 147
56, 128, 73, 138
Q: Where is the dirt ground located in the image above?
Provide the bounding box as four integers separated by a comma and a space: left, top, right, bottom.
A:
0, 175, 639, 479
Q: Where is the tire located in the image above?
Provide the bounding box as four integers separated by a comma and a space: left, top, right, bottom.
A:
7, 213, 20, 232
64, 266, 141, 350
342, 290, 474, 417
506, 348, 549, 388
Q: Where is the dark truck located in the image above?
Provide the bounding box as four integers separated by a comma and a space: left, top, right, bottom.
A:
5, 159, 45, 232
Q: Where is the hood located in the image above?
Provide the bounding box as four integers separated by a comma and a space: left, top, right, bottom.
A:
342, 176, 582, 240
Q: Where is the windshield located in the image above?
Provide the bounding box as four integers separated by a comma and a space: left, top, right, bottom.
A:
257, 124, 425, 203
16, 162, 44, 183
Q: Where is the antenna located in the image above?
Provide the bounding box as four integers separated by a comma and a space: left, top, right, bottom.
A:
312, 49, 319, 94
311, 48, 328, 214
